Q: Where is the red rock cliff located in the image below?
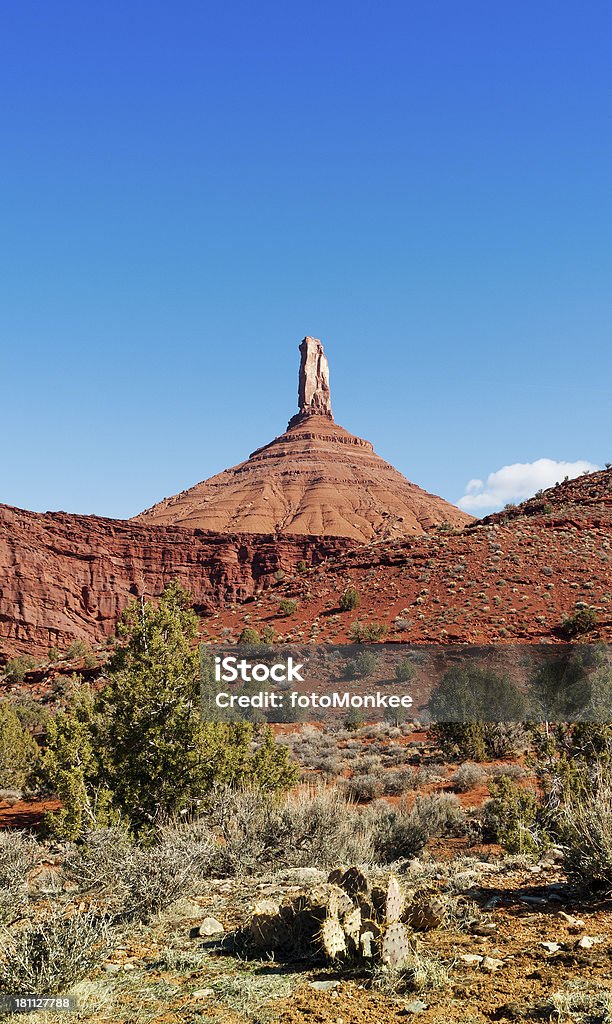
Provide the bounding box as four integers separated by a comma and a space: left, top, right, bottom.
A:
0, 503, 352, 659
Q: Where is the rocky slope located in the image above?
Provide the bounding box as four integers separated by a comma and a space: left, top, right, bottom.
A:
0, 504, 352, 659
135, 338, 472, 542
208, 469, 612, 644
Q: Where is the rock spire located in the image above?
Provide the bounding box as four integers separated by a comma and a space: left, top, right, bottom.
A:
289, 336, 333, 428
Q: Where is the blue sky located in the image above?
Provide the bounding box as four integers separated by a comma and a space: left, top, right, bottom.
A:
2, 1, 611, 518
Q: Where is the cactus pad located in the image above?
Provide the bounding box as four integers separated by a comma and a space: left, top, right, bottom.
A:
321, 913, 347, 959
381, 921, 411, 968
339, 865, 369, 898
385, 873, 404, 924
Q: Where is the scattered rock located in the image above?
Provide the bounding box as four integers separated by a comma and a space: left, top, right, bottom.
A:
197, 917, 225, 937
482, 956, 504, 973
540, 941, 561, 954
401, 999, 429, 1014
192, 989, 215, 999
576, 935, 604, 949
309, 981, 341, 992
460, 954, 484, 966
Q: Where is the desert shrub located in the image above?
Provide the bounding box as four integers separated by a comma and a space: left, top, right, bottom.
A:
278, 599, 298, 616
348, 621, 387, 642
483, 776, 548, 856
488, 763, 526, 782
367, 802, 428, 862
312, 754, 340, 775
0, 703, 39, 789
484, 722, 530, 758
355, 754, 382, 772
429, 665, 527, 724
409, 793, 466, 838
0, 910, 111, 993
11, 697, 49, 732
62, 826, 133, 895
42, 685, 117, 841
528, 646, 603, 722
345, 650, 378, 678
0, 831, 39, 925
430, 722, 488, 762
238, 626, 261, 644
342, 773, 384, 802
452, 762, 487, 792
3, 655, 37, 683
339, 587, 360, 612
64, 823, 214, 919
393, 617, 412, 633
560, 603, 598, 640
344, 708, 366, 731
118, 835, 212, 918
394, 657, 416, 683
431, 721, 529, 764
367, 794, 464, 863
384, 704, 412, 727
65, 639, 89, 659
414, 766, 447, 786
555, 764, 612, 890
208, 785, 374, 874
382, 768, 416, 796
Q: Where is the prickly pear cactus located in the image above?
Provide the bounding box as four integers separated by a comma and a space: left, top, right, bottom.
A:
339, 865, 369, 898
385, 873, 404, 924
405, 892, 446, 931
360, 928, 376, 959
371, 884, 387, 922
381, 921, 411, 968
342, 905, 362, 946
242, 868, 418, 970
320, 913, 347, 959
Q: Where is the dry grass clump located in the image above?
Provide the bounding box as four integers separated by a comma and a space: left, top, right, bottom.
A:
372, 948, 451, 995
546, 980, 612, 1022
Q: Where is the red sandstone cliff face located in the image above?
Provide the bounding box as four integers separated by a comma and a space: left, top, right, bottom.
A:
0, 504, 352, 659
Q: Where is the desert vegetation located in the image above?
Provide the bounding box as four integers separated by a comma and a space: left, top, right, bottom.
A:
2, 594, 612, 1021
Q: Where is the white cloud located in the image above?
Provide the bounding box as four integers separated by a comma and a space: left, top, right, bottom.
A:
458, 458, 599, 513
